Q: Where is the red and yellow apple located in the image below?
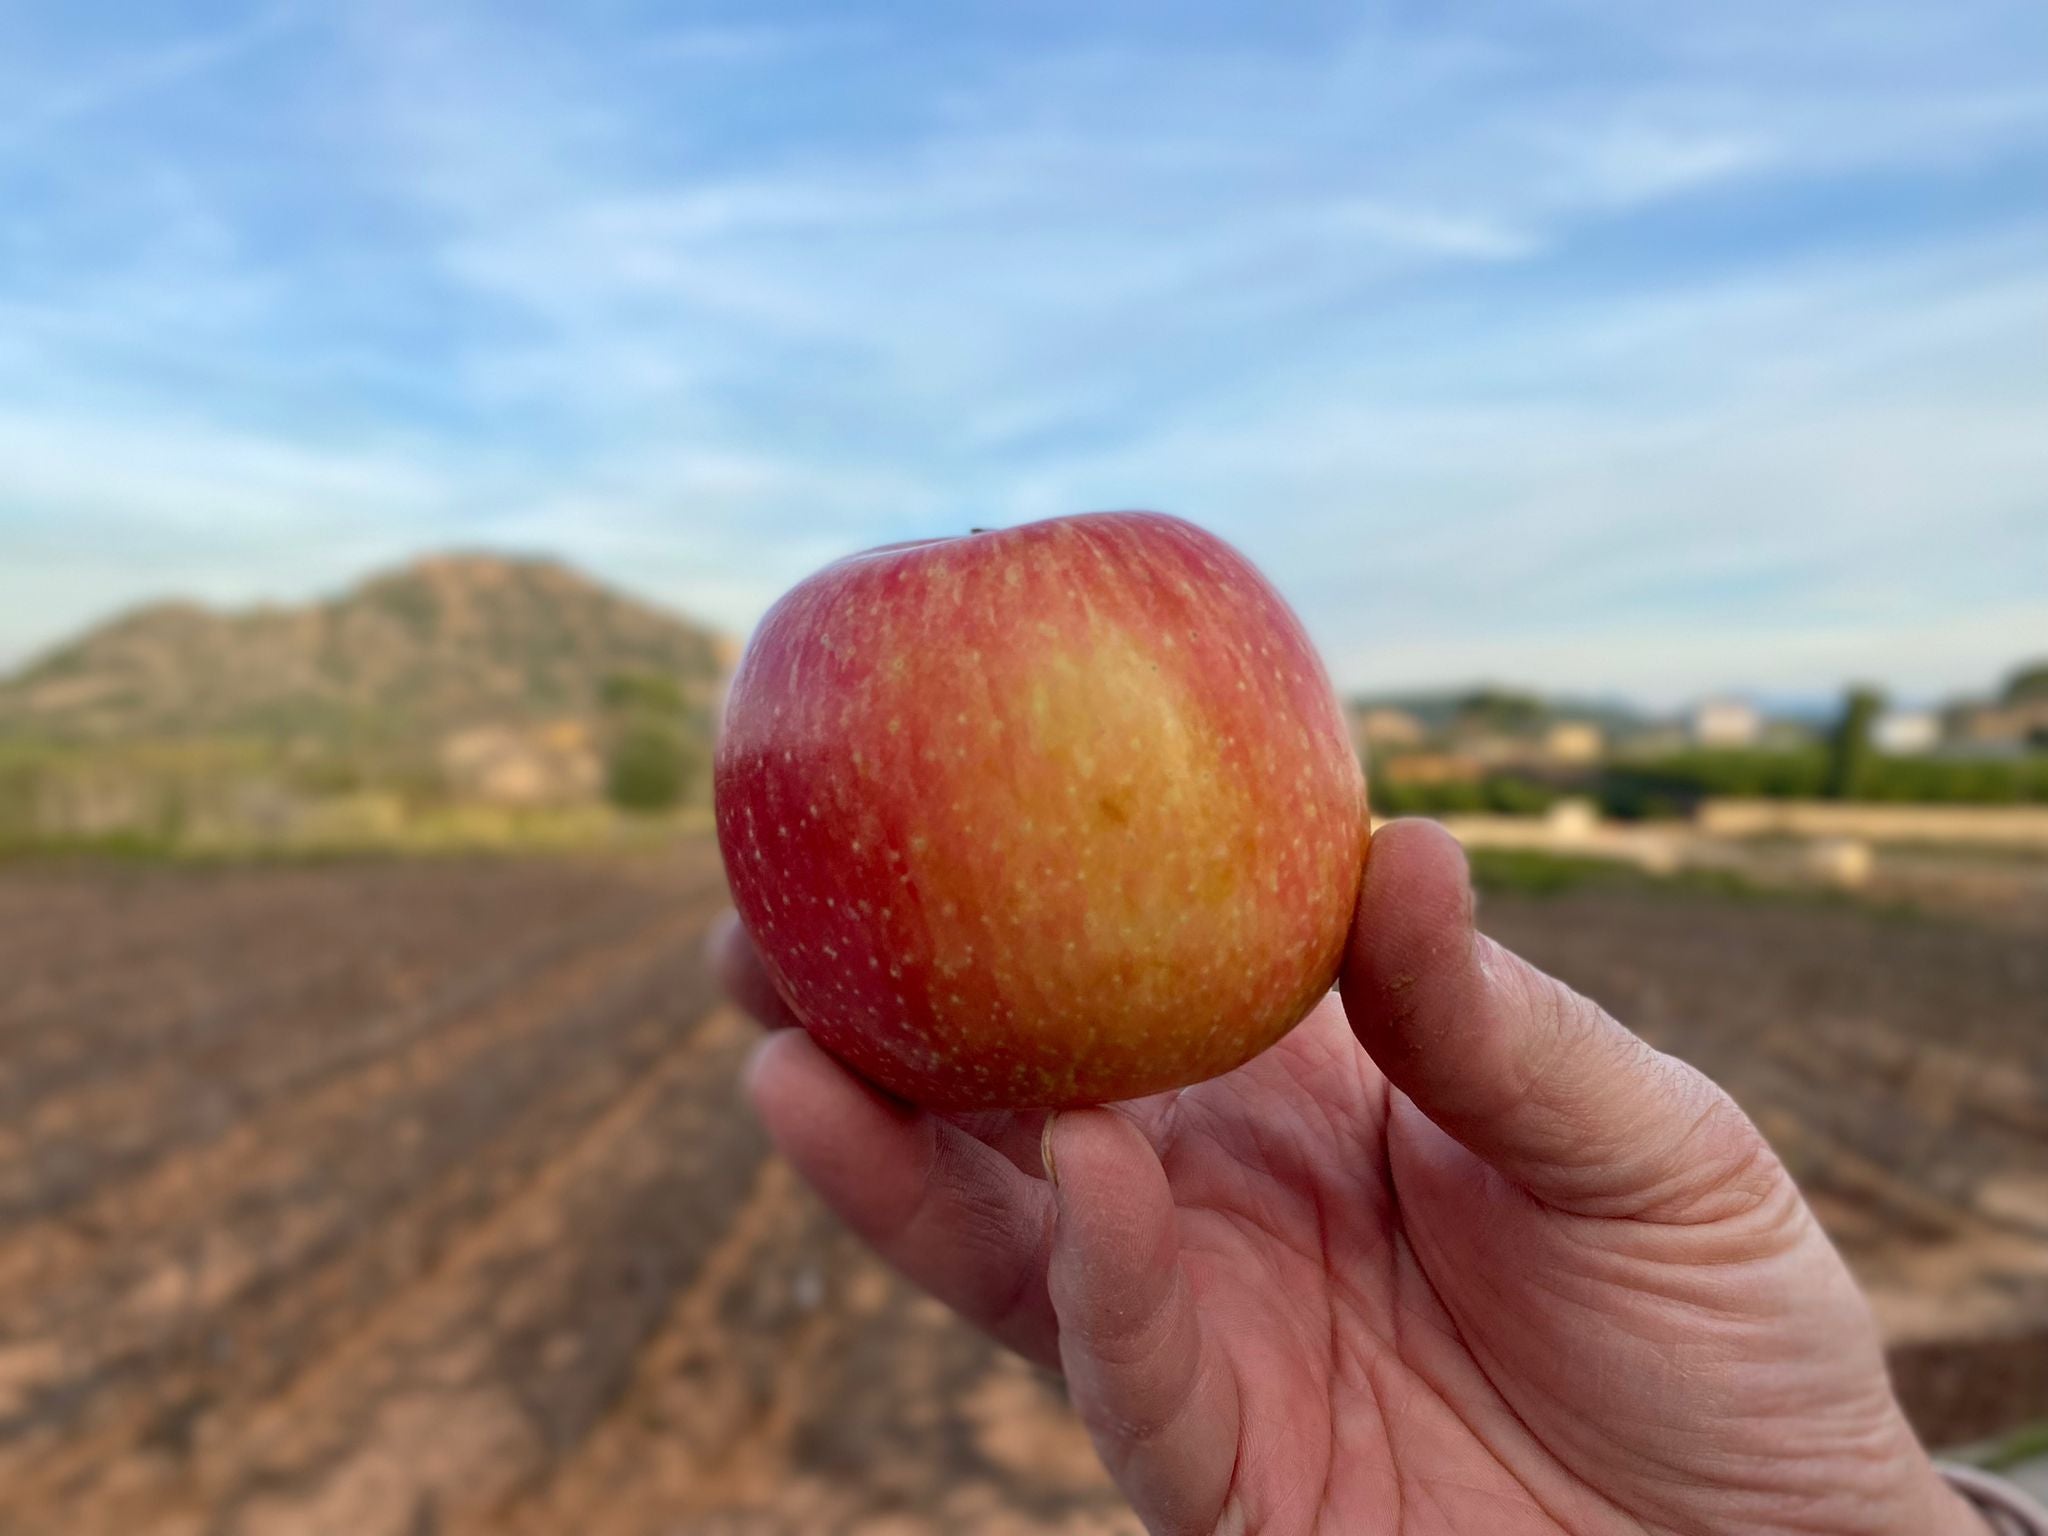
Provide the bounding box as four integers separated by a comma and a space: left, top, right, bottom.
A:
713, 511, 1368, 1109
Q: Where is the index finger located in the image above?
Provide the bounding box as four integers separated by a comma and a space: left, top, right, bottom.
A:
746, 1027, 1062, 1369
713, 908, 1080, 1178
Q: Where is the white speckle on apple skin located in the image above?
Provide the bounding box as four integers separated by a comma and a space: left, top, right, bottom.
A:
715, 511, 1366, 1110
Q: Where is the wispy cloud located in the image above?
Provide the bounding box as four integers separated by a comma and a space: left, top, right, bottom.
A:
641, 20, 877, 67
0, 3, 299, 154
1322, 201, 1541, 261
0, 407, 448, 537
1, 0, 2044, 703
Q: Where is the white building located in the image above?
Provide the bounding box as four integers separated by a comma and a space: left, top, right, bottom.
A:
1873, 709, 1940, 755
1690, 698, 1762, 748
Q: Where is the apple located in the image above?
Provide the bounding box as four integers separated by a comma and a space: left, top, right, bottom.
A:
714, 511, 1368, 1110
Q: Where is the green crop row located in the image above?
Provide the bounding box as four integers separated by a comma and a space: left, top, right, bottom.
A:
1370, 749, 2048, 821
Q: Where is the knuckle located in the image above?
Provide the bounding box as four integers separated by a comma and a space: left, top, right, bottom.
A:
1635, 1063, 1797, 1228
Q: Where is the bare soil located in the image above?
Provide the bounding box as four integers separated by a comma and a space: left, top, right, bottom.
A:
0, 844, 2040, 1534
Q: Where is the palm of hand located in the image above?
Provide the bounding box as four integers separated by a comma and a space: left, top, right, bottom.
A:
1032, 1000, 1883, 1536
1098, 1000, 1602, 1535
732, 823, 1953, 1536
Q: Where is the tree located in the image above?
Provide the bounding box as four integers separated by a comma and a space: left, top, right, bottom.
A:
2002, 660, 2048, 704
605, 720, 700, 813
599, 668, 708, 813
601, 669, 686, 714
1825, 686, 1884, 800
1455, 688, 1546, 733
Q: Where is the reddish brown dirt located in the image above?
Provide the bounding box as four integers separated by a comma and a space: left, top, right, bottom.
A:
0, 844, 2040, 1533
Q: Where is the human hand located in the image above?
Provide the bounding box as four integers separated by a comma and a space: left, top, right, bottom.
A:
717, 819, 1980, 1535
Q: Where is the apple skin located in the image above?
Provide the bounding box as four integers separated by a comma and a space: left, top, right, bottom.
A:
714, 512, 1368, 1110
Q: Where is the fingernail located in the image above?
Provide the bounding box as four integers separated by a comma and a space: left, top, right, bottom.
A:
1040, 1111, 1061, 1189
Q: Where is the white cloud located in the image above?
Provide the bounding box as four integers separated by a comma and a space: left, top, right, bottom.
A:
0, 404, 944, 668
1349, 599, 2048, 710
1323, 200, 1541, 261
0, 3, 299, 154
1536, 126, 1772, 204
0, 408, 449, 536
0, 405, 458, 667
965, 229, 2048, 705
641, 20, 876, 67
326, 0, 2048, 463
3, 0, 2045, 709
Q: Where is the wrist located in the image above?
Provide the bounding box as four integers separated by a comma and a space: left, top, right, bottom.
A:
1935, 1462, 2048, 1536
1855, 1446, 2003, 1536
1826, 1406, 2004, 1536
1933, 1475, 1999, 1536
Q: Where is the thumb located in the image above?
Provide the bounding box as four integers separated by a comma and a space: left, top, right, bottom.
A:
1341, 820, 1776, 1222
1041, 1109, 1241, 1536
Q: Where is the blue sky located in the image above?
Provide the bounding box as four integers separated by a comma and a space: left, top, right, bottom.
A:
2, 0, 2044, 706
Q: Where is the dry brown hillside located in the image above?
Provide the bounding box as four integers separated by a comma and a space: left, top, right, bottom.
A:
0, 561, 737, 753
0, 554, 732, 748
0, 555, 738, 844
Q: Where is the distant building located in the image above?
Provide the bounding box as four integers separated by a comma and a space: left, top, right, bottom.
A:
1690, 698, 1762, 748
1462, 733, 1532, 768
1620, 725, 1690, 758
1944, 698, 2048, 751
1541, 721, 1605, 764
1872, 710, 1940, 755
1353, 706, 1426, 751
1378, 751, 1483, 785
439, 722, 603, 807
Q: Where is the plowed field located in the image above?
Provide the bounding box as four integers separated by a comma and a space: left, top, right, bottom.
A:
0, 844, 2041, 1534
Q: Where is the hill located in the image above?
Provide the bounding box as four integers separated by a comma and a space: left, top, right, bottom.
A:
0, 554, 732, 748
1348, 686, 1655, 739
0, 556, 737, 849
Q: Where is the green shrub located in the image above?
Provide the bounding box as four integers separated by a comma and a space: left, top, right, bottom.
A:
605, 721, 699, 813
601, 670, 687, 715
1371, 775, 1560, 818
1826, 687, 1884, 799
1372, 779, 1474, 817
1599, 748, 2048, 813
1467, 848, 1622, 894
2003, 661, 2048, 704
1483, 776, 1562, 816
